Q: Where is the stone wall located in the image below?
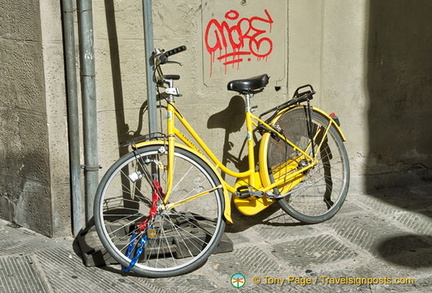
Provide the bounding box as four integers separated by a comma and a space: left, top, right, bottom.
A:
0, 1, 62, 236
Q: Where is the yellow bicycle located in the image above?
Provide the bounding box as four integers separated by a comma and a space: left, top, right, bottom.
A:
94, 46, 350, 277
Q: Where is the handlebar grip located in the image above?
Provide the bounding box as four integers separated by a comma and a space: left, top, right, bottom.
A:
164, 45, 187, 57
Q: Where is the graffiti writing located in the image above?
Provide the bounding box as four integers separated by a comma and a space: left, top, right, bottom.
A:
204, 9, 274, 76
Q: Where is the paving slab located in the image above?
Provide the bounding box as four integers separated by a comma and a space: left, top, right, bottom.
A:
1, 185, 432, 292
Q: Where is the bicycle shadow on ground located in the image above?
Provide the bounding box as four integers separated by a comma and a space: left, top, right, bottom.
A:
73, 218, 221, 276
72, 219, 154, 275
225, 201, 306, 234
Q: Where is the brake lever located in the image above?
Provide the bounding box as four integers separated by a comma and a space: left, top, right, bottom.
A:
165, 60, 183, 66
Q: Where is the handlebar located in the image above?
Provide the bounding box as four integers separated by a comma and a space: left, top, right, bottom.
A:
153, 45, 187, 85
155, 45, 187, 65
164, 45, 187, 58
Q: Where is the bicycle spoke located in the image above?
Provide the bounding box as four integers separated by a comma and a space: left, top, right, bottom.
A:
265, 108, 349, 223
94, 145, 225, 277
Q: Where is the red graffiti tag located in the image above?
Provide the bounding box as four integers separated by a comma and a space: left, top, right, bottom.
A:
204, 9, 274, 76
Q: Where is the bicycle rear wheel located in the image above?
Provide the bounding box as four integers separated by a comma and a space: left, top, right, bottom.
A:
261, 107, 350, 223
94, 144, 226, 277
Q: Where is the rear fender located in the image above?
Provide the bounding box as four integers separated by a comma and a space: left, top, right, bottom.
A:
275, 105, 347, 141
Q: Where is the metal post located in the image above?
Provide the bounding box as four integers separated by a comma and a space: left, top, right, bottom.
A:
142, 0, 158, 137
77, 0, 99, 223
61, 0, 83, 236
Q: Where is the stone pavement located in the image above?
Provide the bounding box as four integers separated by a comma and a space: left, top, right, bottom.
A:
1, 184, 432, 292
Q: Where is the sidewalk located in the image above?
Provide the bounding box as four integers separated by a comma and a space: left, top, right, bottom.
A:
1, 184, 432, 292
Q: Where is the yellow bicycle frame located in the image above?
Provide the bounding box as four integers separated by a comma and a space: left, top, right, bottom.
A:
134, 98, 346, 222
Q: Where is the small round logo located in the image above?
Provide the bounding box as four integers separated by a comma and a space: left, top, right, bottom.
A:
230, 273, 246, 288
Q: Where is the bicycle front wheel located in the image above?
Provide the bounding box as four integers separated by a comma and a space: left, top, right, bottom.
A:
94, 144, 226, 277
260, 107, 350, 223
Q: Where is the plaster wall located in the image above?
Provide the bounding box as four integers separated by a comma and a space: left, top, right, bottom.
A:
92, 0, 432, 197
290, 0, 432, 193
93, 0, 291, 185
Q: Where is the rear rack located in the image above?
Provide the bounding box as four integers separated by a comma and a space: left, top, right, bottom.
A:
259, 84, 316, 123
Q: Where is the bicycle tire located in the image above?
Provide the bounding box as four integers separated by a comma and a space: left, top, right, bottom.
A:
261, 107, 350, 223
94, 144, 226, 277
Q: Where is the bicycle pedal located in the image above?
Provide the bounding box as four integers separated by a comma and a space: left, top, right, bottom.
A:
236, 186, 252, 198
236, 186, 264, 198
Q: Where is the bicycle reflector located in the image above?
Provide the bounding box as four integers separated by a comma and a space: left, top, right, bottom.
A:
329, 113, 341, 126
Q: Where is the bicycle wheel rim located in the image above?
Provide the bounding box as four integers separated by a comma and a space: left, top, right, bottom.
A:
262, 107, 350, 223
94, 145, 225, 277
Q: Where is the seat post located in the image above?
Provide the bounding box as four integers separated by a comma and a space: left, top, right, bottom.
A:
244, 92, 254, 113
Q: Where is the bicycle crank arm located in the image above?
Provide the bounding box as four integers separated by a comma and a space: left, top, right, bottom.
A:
235, 185, 278, 199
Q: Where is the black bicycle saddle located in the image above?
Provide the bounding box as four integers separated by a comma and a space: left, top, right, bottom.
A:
227, 74, 269, 94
